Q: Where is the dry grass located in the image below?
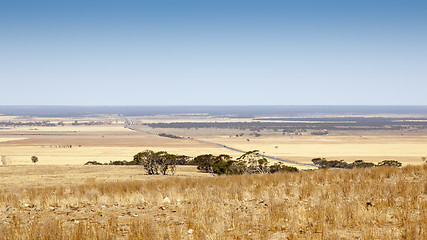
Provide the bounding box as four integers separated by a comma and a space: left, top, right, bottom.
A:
1, 165, 426, 239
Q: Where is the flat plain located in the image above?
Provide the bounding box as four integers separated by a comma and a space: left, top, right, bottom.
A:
2, 114, 427, 166
1, 110, 427, 239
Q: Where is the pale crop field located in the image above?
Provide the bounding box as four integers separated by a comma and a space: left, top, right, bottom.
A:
2, 117, 427, 166
0, 124, 239, 165
197, 135, 427, 166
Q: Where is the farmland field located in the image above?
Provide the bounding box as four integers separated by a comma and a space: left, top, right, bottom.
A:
1, 106, 427, 239
1, 106, 427, 166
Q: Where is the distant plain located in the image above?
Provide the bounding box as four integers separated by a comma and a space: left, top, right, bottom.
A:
1, 106, 426, 239
1, 108, 427, 167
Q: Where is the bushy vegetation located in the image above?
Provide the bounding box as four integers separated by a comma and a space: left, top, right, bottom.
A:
31, 156, 39, 164
158, 133, 183, 139
84, 161, 105, 165
84, 150, 298, 175
133, 150, 183, 175
71, 120, 105, 126
193, 150, 298, 175
312, 158, 401, 169
311, 130, 329, 135
377, 160, 402, 167
0, 121, 56, 127
85, 151, 191, 175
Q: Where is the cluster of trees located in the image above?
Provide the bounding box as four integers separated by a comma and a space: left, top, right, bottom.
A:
158, 133, 183, 139
312, 158, 402, 169
133, 150, 190, 175
311, 130, 329, 135
84, 150, 298, 176
85, 151, 190, 175
133, 150, 297, 175
83, 151, 412, 176
192, 150, 298, 175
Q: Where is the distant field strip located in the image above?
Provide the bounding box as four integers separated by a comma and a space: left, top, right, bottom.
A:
0, 138, 27, 142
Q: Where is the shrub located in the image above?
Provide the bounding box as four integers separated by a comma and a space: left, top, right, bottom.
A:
312, 158, 375, 169
312, 158, 351, 169
350, 160, 375, 168
31, 156, 39, 164
197, 150, 298, 175
133, 150, 189, 175
84, 161, 104, 165
193, 154, 231, 172
377, 160, 402, 167
269, 162, 298, 173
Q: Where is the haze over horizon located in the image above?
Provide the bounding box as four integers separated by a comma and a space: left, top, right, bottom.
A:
1, 0, 426, 106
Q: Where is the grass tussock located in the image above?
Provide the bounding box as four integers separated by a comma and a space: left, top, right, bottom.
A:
0, 165, 426, 239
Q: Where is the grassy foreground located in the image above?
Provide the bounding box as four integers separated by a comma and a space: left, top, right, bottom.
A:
1, 165, 426, 239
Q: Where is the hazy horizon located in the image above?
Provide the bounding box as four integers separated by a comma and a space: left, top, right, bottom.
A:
2, 105, 427, 117
1, 0, 426, 105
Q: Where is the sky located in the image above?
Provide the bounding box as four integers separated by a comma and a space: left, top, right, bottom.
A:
0, 0, 426, 105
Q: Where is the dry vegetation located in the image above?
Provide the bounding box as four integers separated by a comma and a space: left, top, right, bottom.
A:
1, 113, 427, 239
1, 165, 426, 239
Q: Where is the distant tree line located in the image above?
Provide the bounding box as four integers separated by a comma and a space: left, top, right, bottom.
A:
312, 158, 402, 169
311, 130, 329, 135
143, 117, 427, 132
192, 150, 298, 175
0, 120, 112, 127
0, 121, 56, 127
71, 120, 105, 126
84, 151, 405, 175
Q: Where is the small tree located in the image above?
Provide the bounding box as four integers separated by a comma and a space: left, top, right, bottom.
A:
133, 150, 182, 175
377, 160, 402, 167
422, 156, 427, 164
237, 150, 269, 173
1, 155, 6, 165
31, 156, 39, 164
193, 154, 231, 173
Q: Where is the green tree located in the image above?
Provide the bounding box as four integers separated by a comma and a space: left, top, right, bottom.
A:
193, 154, 231, 172
31, 156, 39, 164
133, 150, 185, 175
237, 150, 269, 173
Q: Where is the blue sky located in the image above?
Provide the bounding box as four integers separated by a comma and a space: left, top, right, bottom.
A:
1, 0, 426, 105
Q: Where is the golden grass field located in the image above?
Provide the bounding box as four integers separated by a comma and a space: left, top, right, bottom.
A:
0, 164, 426, 239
